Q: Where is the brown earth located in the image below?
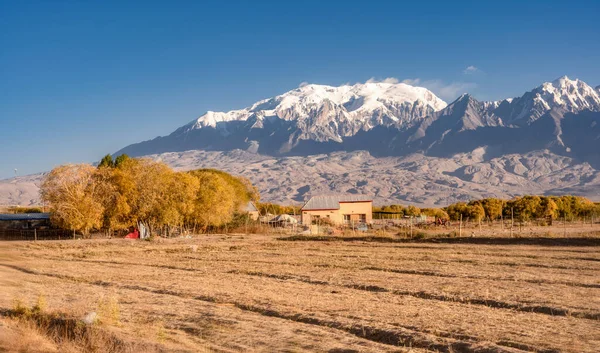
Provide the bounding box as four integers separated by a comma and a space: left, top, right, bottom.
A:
0, 234, 599, 352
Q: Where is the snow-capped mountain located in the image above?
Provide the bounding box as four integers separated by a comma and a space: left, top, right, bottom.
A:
118, 81, 447, 156
187, 82, 446, 142
489, 76, 600, 125
116, 76, 600, 159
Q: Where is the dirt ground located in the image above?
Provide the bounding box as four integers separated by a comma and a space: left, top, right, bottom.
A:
0, 234, 599, 352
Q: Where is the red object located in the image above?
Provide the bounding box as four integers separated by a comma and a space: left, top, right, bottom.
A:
124, 229, 139, 239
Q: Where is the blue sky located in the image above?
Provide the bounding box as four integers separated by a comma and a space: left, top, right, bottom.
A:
1, 0, 599, 179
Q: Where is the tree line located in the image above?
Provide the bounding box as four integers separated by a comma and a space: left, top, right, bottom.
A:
375, 195, 600, 222
41, 154, 259, 236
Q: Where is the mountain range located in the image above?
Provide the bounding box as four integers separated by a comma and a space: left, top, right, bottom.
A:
116, 76, 600, 164
2, 76, 600, 206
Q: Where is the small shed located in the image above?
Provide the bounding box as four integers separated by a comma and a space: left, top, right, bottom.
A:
0, 213, 51, 230
244, 201, 260, 221
268, 214, 299, 227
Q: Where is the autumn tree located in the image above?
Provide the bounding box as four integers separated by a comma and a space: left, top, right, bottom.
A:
405, 205, 421, 217
480, 198, 503, 220
420, 208, 449, 220
187, 170, 238, 229
41, 164, 105, 236
445, 202, 468, 221
467, 203, 485, 222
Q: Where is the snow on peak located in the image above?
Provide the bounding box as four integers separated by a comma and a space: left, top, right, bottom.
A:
536, 76, 600, 112
189, 81, 447, 132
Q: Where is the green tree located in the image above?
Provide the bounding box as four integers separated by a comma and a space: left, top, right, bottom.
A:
98, 154, 114, 168
114, 154, 131, 168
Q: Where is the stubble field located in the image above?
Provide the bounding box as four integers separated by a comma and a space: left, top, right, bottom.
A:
0, 234, 599, 352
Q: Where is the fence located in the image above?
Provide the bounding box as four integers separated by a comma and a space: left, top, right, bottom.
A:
0, 228, 73, 241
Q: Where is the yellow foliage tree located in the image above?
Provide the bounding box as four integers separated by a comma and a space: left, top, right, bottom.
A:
188, 170, 237, 229
41, 164, 104, 236
40, 157, 261, 236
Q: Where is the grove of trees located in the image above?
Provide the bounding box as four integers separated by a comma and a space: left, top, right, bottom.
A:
376, 196, 600, 223
41, 154, 259, 236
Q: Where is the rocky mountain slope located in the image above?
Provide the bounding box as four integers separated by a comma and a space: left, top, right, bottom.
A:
3, 149, 599, 207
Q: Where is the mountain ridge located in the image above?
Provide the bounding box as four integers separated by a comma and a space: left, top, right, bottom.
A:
116, 76, 600, 160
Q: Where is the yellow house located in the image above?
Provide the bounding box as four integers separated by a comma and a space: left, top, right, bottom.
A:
301, 195, 372, 226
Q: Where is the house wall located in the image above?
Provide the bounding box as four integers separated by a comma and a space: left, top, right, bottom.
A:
339, 201, 373, 224
248, 211, 259, 221
301, 209, 341, 225
301, 201, 372, 225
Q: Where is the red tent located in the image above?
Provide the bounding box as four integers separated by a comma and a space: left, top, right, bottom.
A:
124, 229, 139, 239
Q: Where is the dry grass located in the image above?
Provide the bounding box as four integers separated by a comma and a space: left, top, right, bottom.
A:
0, 233, 599, 352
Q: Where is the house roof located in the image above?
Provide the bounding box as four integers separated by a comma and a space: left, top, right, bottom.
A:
301, 195, 372, 211
0, 213, 51, 221
244, 201, 258, 212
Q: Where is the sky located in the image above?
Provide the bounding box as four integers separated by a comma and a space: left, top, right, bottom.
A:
1, 0, 599, 179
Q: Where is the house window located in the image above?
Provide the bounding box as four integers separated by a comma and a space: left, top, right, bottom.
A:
359, 214, 366, 222
343, 215, 350, 222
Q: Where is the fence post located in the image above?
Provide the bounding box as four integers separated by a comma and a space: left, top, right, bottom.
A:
459, 214, 462, 237
34, 228, 37, 241
510, 208, 514, 237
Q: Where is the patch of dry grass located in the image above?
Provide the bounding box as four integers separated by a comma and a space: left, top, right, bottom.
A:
0, 234, 599, 352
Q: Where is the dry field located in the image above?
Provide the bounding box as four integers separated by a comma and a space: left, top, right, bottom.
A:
0, 234, 599, 352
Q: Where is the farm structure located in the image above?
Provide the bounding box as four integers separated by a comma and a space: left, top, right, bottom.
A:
245, 201, 260, 221
301, 195, 372, 226
0, 213, 51, 230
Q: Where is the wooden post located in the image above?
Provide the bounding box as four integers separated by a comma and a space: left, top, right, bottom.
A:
34, 228, 37, 241
410, 217, 413, 238
510, 208, 514, 237
459, 214, 462, 237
